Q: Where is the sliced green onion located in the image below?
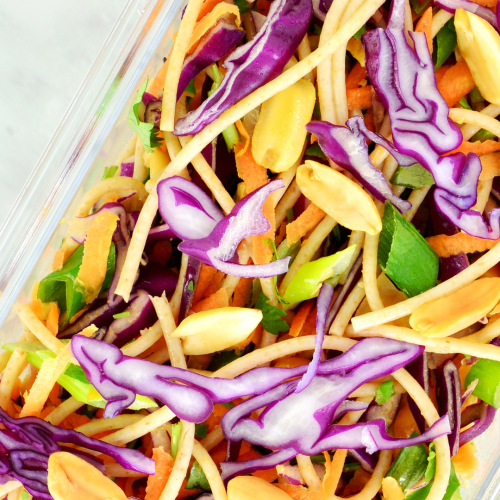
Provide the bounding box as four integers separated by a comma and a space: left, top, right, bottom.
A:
433, 18, 457, 70
186, 461, 211, 491
470, 129, 496, 143
375, 380, 396, 404
113, 311, 131, 319
469, 86, 484, 103
390, 164, 435, 189
171, 422, 182, 458
378, 202, 439, 298
465, 358, 500, 408
195, 423, 209, 439
405, 463, 460, 500
459, 97, 472, 110
102, 166, 119, 180
305, 143, 326, 158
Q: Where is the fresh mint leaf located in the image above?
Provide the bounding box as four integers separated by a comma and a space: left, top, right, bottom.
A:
102, 166, 119, 180
353, 24, 366, 39
113, 311, 131, 319
186, 461, 211, 491
306, 143, 326, 159
410, 0, 431, 15
425, 442, 436, 483
171, 422, 182, 458
127, 77, 163, 153
195, 423, 209, 439
433, 18, 457, 70
375, 380, 396, 405
255, 292, 289, 335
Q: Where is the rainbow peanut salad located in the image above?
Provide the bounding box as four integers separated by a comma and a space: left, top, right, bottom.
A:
5, 0, 500, 498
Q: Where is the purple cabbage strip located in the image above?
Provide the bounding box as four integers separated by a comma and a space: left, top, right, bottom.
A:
406, 352, 430, 434
349, 449, 376, 473
142, 92, 156, 106
326, 253, 363, 331
177, 180, 291, 278
306, 120, 412, 214
459, 403, 497, 446
0, 407, 153, 499
250, 11, 266, 32
312, 0, 332, 21
120, 162, 135, 177
491, 177, 500, 201
147, 224, 176, 245
178, 257, 202, 323
436, 361, 461, 456
144, 97, 162, 129
103, 290, 158, 347
134, 262, 178, 297
436, 0, 498, 30
73, 336, 420, 421
174, 0, 312, 135
177, 16, 245, 100
295, 283, 334, 393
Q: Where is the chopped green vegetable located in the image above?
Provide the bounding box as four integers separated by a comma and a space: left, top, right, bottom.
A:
21, 491, 30, 500
465, 358, 500, 408
313, 24, 322, 36
1, 341, 156, 411
171, 422, 182, 459
219, 401, 235, 409
375, 380, 396, 405
410, 0, 431, 14
143, 168, 151, 185
390, 164, 435, 189
344, 462, 362, 472
459, 97, 472, 110
37, 243, 116, 325
127, 77, 163, 153
406, 463, 460, 500
113, 311, 131, 319
185, 78, 196, 95
305, 143, 326, 158
102, 166, 119, 180
233, 0, 251, 14
425, 442, 436, 483
283, 245, 356, 306
255, 293, 289, 335
469, 86, 484, 103
208, 350, 244, 371
353, 24, 366, 39
286, 208, 294, 224
186, 461, 211, 491
195, 423, 209, 439
433, 18, 457, 70
385, 432, 429, 491
470, 129, 496, 143
313, 89, 321, 120
188, 280, 194, 292
378, 202, 439, 298
209, 64, 239, 151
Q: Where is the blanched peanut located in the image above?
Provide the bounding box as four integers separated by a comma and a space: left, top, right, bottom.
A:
296, 160, 382, 235
410, 277, 500, 338
47, 452, 127, 500
227, 476, 293, 500
171, 307, 263, 355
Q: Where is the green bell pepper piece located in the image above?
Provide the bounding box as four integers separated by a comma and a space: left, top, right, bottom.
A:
465, 358, 500, 408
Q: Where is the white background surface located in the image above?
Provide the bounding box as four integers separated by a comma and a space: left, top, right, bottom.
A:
0, 0, 127, 226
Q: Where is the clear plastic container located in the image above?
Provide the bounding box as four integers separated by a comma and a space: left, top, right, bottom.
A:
0, 1, 499, 498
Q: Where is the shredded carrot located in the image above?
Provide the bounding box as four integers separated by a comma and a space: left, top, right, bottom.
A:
191, 288, 229, 313
254, 197, 275, 265
415, 7, 433, 54
232, 276, 253, 308
235, 120, 250, 157
149, 240, 172, 265
426, 232, 499, 258
346, 62, 368, 90
47, 383, 61, 407
276, 484, 324, 500
193, 264, 218, 304
197, 0, 225, 20
251, 323, 263, 345
347, 86, 373, 110
289, 300, 315, 337
480, 152, 500, 179
393, 397, 419, 439
452, 442, 478, 480
450, 139, 500, 156
52, 250, 65, 271
471, 0, 496, 6
235, 143, 269, 193
299, 306, 318, 337
45, 303, 60, 335
145, 447, 175, 500
322, 449, 346, 498
202, 270, 225, 299
286, 204, 326, 245
437, 60, 476, 107
75, 211, 119, 304
29, 299, 46, 321
187, 71, 207, 112
435, 64, 452, 88
59, 413, 91, 430
341, 469, 372, 497
149, 57, 170, 98
237, 449, 278, 482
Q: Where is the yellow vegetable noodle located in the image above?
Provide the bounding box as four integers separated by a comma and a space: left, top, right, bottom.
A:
252, 79, 315, 172
296, 160, 382, 234
148, 148, 170, 181
455, 8, 500, 105
410, 277, 500, 338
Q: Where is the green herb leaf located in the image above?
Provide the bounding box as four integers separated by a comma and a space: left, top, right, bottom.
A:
407, 463, 460, 500
186, 461, 211, 491
233, 0, 251, 13
208, 350, 244, 371
185, 78, 196, 96
465, 358, 500, 408
127, 77, 163, 153
113, 311, 131, 319
219, 401, 235, 409
469, 86, 484, 103
195, 423, 209, 439
143, 168, 151, 185
188, 280, 194, 292
171, 422, 182, 459
425, 443, 436, 483
433, 18, 457, 70
459, 97, 472, 110
255, 293, 289, 335
410, 0, 431, 15
306, 143, 326, 158
353, 24, 366, 39
378, 202, 439, 298
470, 128, 496, 143
263, 239, 290, 305
375, 380, 396, 405
102, 166, 119, 180
390, 164, 435, 189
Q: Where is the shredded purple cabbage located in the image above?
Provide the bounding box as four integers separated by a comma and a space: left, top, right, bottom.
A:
178, 257, 202, 323
120, 162, 135, 177
435, 0, 498, 30
406, 353, 430, 435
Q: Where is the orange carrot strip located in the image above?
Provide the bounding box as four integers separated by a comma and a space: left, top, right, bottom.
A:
235, 120, 250, 157
426, 232, 500, 258
191, 288, 229, 313
323, 449, 347, 498
202, 270, 225, 299
347, 86, 372, 110
272, 355, 310, 368
289, 300, 315, 337
238, 449, 278, 482
450, 140, 500, 156
149, 58, 170, 98
193, 264, 218, 304
45, 303, 60, 336
232, 276, 253, 308
52, 250, 65, 271
276, 484, 323, 500
437, 60, 476, 107
415, 7, 433, 54
300, 307, 318, 337
253, 197, 275, 265
197, 0, 225, 20
480, 153, 500, 180
286, 204, 326, 245
187, 71, 207, 112
29, 299, 46, 321
346, 62, 368, 90
435, 64, 452, 88
145, 447, 175, 500
471, 0, 496, 6
235, 144, 269, 193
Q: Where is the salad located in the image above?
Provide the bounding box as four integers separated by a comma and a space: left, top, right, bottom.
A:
3, 0, 500, 498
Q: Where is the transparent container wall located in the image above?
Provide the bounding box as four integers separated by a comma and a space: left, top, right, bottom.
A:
0, 0, 499, 498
